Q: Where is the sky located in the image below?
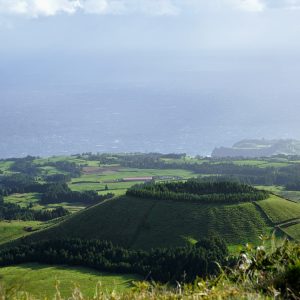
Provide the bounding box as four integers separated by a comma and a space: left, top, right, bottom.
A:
0, 0, 300, 16
0, 0, 300, 157
1, 0, 300, 87
1, 0, 300, 51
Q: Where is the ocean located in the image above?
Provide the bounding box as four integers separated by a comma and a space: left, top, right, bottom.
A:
0, 83, 297, 159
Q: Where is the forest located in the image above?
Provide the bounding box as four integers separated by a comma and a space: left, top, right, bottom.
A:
0, 195, 69, 221
40, 183, 114, 204
127, 180, 269, 204
0, 236, 228, 283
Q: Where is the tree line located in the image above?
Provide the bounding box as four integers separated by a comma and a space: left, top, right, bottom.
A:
8, 156, 82, 178
126, 180, 269, 204
44, 161, 81, 178
0, 237, 228, 283
0, 175, 114, 205
0, 196, 69, 221
40, 183, 114, 205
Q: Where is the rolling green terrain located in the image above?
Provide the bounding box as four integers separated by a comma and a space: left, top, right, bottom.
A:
282, 223, 300, 240
4, 193, 85, 213
256, 195, 300, 224
0, 263, 138, 298
2, 154, 300, 246
0, 221, 42, 245
0, 218, 63, 245
24, 195, 272, 248
21, 192, 300, 249
1, 153, 300, 299
69, 167, 195, 195
4, 193, 41, 208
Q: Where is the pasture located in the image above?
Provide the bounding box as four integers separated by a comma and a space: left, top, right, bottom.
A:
282, 223, 300, 240
256, 195, 300, 225
0, 221, 43, 244
0, 263, 138, 298
69, 168, 195, 196
4, 193, 85, 213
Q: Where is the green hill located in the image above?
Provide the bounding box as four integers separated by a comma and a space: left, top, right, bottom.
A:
22, 196, 268, 249
17, 181, 300, 249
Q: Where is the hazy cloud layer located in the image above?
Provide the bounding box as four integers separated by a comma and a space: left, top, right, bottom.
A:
0, 0, 300, 17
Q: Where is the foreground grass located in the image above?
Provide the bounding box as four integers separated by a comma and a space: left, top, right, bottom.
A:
0, 263, 139, 299
1, 239, 299, 299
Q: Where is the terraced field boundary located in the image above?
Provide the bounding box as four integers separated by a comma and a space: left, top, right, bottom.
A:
255, 196, 300, 240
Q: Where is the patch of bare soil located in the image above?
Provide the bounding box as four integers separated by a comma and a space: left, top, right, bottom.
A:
82, 166, 120, 175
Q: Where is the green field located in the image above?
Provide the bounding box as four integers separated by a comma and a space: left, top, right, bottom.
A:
0, 221, 43, 244
254, 185, 300, 203
4, 193, 41, 208
0, 263, 138, 298
256, 195, 300, 224
4, 193, 85, 213
69, 168, 195, 196
282, 223, 300, 240
0, 160, 14, 173
234, 160, 290, 168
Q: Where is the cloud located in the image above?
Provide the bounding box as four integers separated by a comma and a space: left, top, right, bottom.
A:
0, 0, 80, 16
0, 0, 181, 16
0, 0, 299, 17
229, 0, 265, 12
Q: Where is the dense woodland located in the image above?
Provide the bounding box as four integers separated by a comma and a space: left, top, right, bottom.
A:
127, 180, 269, 204
7, 156, 81, 178
1, 156, 81, 178
44, 161, 81, 177
0, 174, 46, 195
285, 181, 300, 191
40, 183, 114, 204
0, 237, 228, 283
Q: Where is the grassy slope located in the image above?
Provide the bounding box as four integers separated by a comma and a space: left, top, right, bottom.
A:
256, 195, 300, 224
0, 221, 42, 245
0, 263, 138, 298
25, 196, 272, 249
282, 223, 300, 240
